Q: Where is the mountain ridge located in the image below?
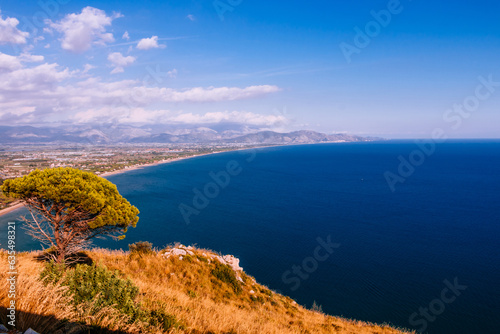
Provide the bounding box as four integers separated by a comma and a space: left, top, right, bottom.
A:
0, 125, 379, 145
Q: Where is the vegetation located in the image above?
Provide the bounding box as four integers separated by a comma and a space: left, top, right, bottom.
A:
39, 261, 184, 332
211, 262, 243, 295
129, 241, 154, 256
0, 178, 16, 209
0, 247, 415, 334
1, 168, 139, 263
40, 262, 140, 318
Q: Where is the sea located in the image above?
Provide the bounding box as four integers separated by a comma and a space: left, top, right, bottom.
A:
1, 141, 499, 334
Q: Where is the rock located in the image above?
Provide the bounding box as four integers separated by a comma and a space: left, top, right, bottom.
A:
179, 256, 183, 260
223, 255, 242, 271
215, 255, 227, 265
249, 290, 255, 294
236, 276, 243, 282
186, 250, 194, 255
171, 248, 187, 256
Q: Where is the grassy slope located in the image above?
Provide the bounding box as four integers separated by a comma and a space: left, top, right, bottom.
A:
0, 247, 415, 334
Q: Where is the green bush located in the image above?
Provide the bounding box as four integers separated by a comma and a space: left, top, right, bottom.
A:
211, 262, 242, 295
39, 261, 65, 283
128, 241, 154, 256
40, 262, 140, 318
40, 261, 185, 330
146, 308, 184, 331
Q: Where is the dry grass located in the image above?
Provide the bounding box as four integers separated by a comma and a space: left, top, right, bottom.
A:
0, 248, 415, 334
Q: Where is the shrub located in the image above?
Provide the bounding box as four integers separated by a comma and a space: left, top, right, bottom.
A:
146, 308, 185, 331
40, 262, 140, 319
39, 260, 66, 283
211, 262, 242, 295
129, 241, 154, 256
311, 300, 323, 313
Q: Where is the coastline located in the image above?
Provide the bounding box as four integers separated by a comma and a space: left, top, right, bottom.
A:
0, 142, 345, 217
99, 144, 284, 178
99, 141, 359, 178
0, 148, 258, 217
0, 201, 24, 218
99, 150, 234, 178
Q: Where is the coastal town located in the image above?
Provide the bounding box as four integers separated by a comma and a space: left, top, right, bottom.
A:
0, 143, 261, 210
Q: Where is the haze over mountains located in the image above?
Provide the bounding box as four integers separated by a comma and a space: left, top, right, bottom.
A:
0, 124, 375, 145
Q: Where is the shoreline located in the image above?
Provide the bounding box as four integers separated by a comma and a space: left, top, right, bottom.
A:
0, 147, 259, 217
0, 141, 349, 217
99, 149, 241, 178
99, 144, 286, 178
0, 201, 25, 218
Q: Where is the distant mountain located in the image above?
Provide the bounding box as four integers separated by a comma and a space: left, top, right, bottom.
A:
221, 130, 367, 144
0, 125, 378, 145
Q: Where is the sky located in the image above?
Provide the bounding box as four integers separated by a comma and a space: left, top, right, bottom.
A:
0, 0, 499, 138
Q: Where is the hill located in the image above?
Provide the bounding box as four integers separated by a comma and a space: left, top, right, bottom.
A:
0, 125, 378, 145
0, 245, 413, 334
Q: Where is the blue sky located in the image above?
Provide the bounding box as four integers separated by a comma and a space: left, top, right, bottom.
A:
0, 0, 499, 138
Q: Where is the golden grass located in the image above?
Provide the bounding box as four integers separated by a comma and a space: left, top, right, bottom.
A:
0, 248, 415, 334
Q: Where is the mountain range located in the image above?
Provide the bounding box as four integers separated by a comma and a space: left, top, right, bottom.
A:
0, 125, 377, 145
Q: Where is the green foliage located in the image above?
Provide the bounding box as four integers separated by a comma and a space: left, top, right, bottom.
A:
41, 262, 140, 318
211, 262, 242, 295
250, 295, 265, 304
196, 255, 208, 263
145, 308, 185, 331
39, 261, 66, 283
39, 261, 184, 331
187, 290, 197, 298
1, 167, 139, 232
128, 241, 154, 255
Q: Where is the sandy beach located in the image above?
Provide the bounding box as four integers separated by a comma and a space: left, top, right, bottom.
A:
0, 201, 24, 218
98, 145, 276, 178
99, 152, 223, 178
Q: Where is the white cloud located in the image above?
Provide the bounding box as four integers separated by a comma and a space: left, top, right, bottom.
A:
19, 53, 44, 63
71, 107, 288, 126
0, 53, 22, 71
0, 52, 281, 124
152, 85, 280, 102
136, 36, 165, 50
82, 64, 95, 74
0, 62, 70, 91
122, 31, 130, 40
48, 7, 119, 53
187, 14, 196, 21
0, 52, 43, 71
167, 111, 288, 126
108, 52, 136, 74
0, 11, 29, 44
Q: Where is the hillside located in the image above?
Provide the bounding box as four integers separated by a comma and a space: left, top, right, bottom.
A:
0, 245, 414, 334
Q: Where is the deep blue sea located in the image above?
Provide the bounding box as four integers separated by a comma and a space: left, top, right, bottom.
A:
1, 141, 499, 334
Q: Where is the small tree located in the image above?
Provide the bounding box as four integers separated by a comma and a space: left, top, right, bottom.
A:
1, 167, 139, 263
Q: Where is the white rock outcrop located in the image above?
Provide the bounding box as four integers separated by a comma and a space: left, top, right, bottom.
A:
223, 255, 242, 271
162, 244, 194, 259
161, 244, 245, 283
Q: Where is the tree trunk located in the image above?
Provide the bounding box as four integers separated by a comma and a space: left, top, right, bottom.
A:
57, 247, 66, 264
